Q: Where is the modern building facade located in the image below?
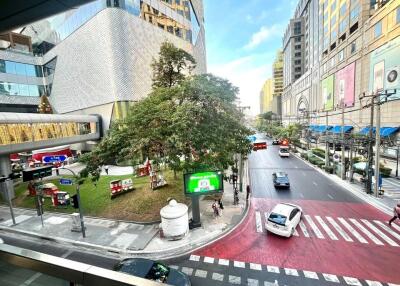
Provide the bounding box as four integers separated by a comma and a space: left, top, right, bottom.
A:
282, 0, 400, 133
259, 78, 274, 114
0, 0, 206, 138
272, 50, 283, 116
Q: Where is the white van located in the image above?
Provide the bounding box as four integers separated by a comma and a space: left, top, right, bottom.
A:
279, 146, 290, 157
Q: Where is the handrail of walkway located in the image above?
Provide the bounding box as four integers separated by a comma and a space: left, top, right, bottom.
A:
0, 243, 166, 286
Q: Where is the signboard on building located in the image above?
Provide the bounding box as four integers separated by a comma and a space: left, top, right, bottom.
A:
184, 171, 224, 196
322, 75, 334, 111
369, 36, 400, 100
336, 62, 355, 107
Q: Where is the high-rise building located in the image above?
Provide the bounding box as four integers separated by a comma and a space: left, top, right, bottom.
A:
0, 0, 206, 134
272, 50, 283, 115
259, 78, 274, 114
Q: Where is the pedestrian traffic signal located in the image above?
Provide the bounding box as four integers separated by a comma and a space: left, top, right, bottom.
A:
22, 166, 53, 182
71, 194, 79, 209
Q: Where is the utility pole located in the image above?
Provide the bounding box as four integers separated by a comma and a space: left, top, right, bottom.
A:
325, 111, 329, 169
341, 102, 346, 180
366, 98, 374, 194
374, 101, 381, 198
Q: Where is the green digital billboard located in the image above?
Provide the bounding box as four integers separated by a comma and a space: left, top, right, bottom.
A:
184, 171, 224, 195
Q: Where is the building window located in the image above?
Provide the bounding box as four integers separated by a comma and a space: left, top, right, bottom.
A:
331, 30, 337, 41
350, 5, 359, 22
331, 15, 337, 26
295, 36, 301, 42
374, 21, 382, 38
331, 0, 337, 11
294, 21, 301, 35
295, 52, 301, 57
340, 3, 346, 17
339, 19, 347, 34
295, 67, 301, 72
295, 44, 301, 50
295, 60, 301, 65
351, 41, 356, 54
338, 49, 344, 62
397, 6, 400, 24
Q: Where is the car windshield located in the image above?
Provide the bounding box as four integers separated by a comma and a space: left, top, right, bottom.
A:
268, 213, 287, 225
280, 148, 289, 153
146, 262, 170, 283
276, 177, 288, 183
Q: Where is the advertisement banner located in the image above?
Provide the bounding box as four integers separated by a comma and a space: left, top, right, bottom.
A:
184, 171, 224, 195
322, 75, 334, 111
335, 62, 355, 107
369, 36, 400, 100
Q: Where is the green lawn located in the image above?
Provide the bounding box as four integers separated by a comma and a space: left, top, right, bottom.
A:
9, 170, 189, 222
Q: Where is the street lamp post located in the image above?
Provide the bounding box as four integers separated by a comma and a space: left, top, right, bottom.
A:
59, 167, 86, 238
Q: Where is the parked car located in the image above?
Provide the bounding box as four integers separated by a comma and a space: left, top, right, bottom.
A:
114, 258, 191, 286
278, 146, 290, 157
265, 203, 303, 237
272, 172, 290, 188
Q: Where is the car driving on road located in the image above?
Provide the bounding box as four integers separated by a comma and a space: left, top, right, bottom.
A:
114, 258, 191, 286
272, 139, 280, 145
272, 172, 290, 188
278, 146, 290, 157
265, 203, 303, 237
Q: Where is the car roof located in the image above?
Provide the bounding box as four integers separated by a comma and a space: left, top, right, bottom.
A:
271, 203, 296, 216
275, 172, 287, 177
115, 258, 154, 277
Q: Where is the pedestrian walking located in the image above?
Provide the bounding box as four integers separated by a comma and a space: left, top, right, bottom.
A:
104, 165, 109, 175
212, 200, 220, 217
389, 203, 400, 226
218, 198, 224, 210
246, 185, 251, 200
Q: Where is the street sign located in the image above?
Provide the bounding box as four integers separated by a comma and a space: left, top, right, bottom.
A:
59, 178, 73, 185
248, 135, 257, 142
43, 155, 67, 163
333, 153, 340, 162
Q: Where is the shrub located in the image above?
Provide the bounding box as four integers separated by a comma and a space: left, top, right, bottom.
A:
325, 165, 334, 174
301, 152, 308, 159
311, 148, 326, 158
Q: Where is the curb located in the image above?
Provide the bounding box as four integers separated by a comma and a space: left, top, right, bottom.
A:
291, 152, 393, 216
0, 161, 252, 259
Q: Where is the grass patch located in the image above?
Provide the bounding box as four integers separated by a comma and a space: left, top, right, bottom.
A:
7, 170, 188, 222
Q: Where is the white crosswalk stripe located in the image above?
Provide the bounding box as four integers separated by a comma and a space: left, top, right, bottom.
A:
366, 280, 383, 286
326, 216, 353, 242
374, 220, 400, 241
343, 276, 362, 286
315, 216, 338, 240
391, 223, 400, 233
299, 220, 310, 237
304, 215, 324, 238
322, 273, 340, 283
349, 219, 384, 246
303, 270, 319, 279
361, 219, 399, 247
255, 211, 263, 233
293, 228, 299, 236
338, 217, 368, 244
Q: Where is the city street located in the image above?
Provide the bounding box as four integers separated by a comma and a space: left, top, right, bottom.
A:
168, 134, 400, 286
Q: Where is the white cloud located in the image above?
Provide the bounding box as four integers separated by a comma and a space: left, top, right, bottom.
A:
243, 24, 282, 50
209, 54, 273, 115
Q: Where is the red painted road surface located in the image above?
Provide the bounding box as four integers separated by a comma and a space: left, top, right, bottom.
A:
195, 198, 400, 284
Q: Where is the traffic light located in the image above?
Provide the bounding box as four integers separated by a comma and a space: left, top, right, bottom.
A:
281, 139, 288, 146
22, 166, 53, 182
71, 194, 79, 209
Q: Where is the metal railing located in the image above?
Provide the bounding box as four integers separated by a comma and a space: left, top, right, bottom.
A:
0, 243, 166, 286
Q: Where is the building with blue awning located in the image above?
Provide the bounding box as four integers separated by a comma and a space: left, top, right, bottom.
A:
330, 126, 354, 134
358, 127, 399, 138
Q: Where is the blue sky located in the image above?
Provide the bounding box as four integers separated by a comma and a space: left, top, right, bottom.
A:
203, 0, 296, 115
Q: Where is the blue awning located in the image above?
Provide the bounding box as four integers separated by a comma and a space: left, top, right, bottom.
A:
315, 125, 332, 133
330, 125, 354, 134
358, 126, 399, 137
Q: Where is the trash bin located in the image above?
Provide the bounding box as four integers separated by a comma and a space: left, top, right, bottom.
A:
71, 213, 81, 232
160, 199, 188, 240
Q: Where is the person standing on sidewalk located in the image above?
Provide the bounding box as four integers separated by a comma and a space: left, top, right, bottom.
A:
104, 165, 109, 175
389, 203, 400, 226
246, 185, 251, 200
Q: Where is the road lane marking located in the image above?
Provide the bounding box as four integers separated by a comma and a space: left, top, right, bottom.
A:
374, 220, 400, 240
248, 278, 259, 286
299, 192, 304, 198
293, 227, 299, 236
284, 268, 299, 276
212, 272, 224, 281
181, 267, 193, 275
338, 217, 368, 244
229, 275, 241, 284
390, 223, 400, 233
267, 265, 280, 273
343, 276, 362, 285
361, 219, 399, 247
233, 260, 245, 268
189, 255, 200, 261
322, 273, 340, 283
366, 280, 383, 286
194, 269, 207, 278
218, 258, 230, 266
264, 281, 280, 286
204, 256, 215, 263
250, 263, 262, 270
304, 215, 324, 238
303, 270, 319, 279
326, 216, 353, 242
255, 211, 263, 233
299, 221, 310, 237
327, 194, 334, 200
349, 219, 384, 246
315, 216, 338, 240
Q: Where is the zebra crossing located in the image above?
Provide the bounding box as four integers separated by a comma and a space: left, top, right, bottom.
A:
255, 211, 400, 247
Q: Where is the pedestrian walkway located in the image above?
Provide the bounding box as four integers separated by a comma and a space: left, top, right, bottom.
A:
169, 255, 400, 286
382, 177, 400, 199
0, 162, 250, 259
255, 211, 400, 247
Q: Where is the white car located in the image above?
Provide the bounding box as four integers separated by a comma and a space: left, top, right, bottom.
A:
265, 203, 303, 237
279, 147, 290, 157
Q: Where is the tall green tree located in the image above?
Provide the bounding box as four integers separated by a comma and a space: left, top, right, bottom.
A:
151, 42, 196, 88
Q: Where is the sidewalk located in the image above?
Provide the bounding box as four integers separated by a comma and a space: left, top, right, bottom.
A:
0, 162, 250, 259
